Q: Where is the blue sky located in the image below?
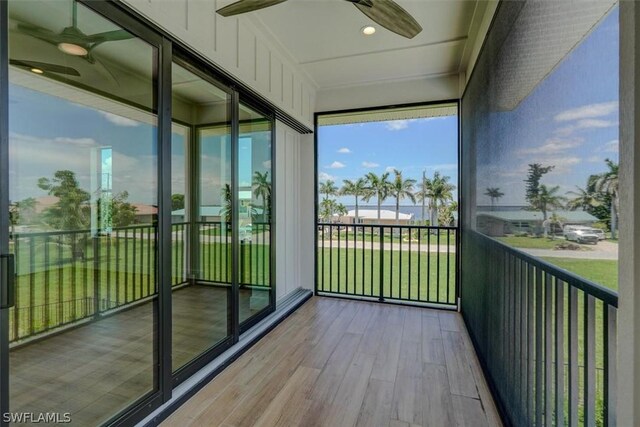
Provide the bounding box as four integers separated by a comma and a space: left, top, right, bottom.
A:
318, 115, 459, 205
475, 5, 619, 206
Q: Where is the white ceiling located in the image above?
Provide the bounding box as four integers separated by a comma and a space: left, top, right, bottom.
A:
242, 0, 489, 90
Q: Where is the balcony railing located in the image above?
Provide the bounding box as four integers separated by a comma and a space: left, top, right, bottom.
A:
316, 223, 458, 307
8, 221, 271, 344
461, 230, 617, 427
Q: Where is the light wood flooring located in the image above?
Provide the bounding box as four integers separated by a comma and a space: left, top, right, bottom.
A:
9, 285, 265, 426
162, 297, 502, 427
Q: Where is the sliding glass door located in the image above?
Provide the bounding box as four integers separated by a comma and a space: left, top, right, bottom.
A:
238, 102, 274, 329
0, 2, 277, 424
5, 1, 162, 425
171, 60, 233, 377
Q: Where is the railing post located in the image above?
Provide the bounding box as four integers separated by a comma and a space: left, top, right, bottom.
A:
240, 239, 245, 285
93, 234, 100, 318
379, 226, 384, 302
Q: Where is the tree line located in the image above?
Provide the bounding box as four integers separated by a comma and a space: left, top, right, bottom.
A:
484, 158, 619, 238
319, 170, 457, 226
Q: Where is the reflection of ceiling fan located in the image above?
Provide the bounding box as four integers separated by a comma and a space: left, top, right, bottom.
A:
10, 59, 80, 76
217, 0, 422, 39
17, 1, 133, 64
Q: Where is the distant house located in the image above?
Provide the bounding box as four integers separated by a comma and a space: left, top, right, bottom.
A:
131, 203, 158, 224
337, 209, 414, 226
477, 210, 599, 237
172, 205, 264, 223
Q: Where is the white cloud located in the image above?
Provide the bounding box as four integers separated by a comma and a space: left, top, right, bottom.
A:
99, 111, 140, 127
518, 137, 583, 155
327, 161, 346, 169
587, 156, 601, 163
362, 161, 379, 168
554, 101, 618, 122
600, 139, 619, 153
262, 160, 272, 168
385, 119, 415, 131
554, 119, 617, 137
385, 166, 397, 173
319, 172, 335, 181
53, 137, 98, 147
337, 147, 351, 154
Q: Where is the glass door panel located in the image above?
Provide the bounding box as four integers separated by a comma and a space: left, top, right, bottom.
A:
7, 1, 159, 424
171, 61, 232, 373
238, 103, 273, 327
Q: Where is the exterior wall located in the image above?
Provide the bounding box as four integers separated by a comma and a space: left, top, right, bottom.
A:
121, 0, 316, 129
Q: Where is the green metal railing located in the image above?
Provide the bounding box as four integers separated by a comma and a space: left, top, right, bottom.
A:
461, 230, 617, 427
316, 223, 458, 307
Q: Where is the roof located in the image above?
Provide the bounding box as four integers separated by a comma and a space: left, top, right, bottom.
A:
347, 209, 413, 220
131, 204, 158, 216
478, 210, 598, 222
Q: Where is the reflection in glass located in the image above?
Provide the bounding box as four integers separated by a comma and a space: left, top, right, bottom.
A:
8, 0, 157, 424
171, 62, 232, 372
466, 3, 619, 286
238, 103, 272, 325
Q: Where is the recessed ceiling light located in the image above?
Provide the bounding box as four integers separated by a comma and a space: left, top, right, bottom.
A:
58, 42, 88, 56
361, 26, 376, 36
30, 68, 44, 74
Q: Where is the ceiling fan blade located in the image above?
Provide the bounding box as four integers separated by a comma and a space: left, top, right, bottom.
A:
10, 59, 81, 77
85, 29, 133, 43
353, 0, 422, 39
217, 0, 288, 17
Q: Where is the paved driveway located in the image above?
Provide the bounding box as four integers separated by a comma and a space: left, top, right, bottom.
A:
520, 240, 618, 260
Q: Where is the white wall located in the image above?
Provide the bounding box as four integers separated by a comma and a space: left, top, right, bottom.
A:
122, 0, 316, 129
274, 121, 314, 301
315, 74, 460, 113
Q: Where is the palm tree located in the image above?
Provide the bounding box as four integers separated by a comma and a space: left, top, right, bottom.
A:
595, 158, 619, 239
253, 171, 271, 222
390, 169, 416, 222
416, 171, 431, 224
566, 185, 601, 211
363, 172, 391, 221
428, 172, 455, 226
319, 180, 338, 201
537, 184, 566, 220
341, 178, 368, 221
220, 184, 232, 224
319, 198, 347, 221
484, 187, 504, 211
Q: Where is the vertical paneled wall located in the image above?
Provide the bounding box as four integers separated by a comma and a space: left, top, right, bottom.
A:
275, 121, 313, 301
122, 0, 316, 129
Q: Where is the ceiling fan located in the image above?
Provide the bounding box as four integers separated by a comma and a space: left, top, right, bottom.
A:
217, 0, 422, 39
9, 59, 80, 77
16, 1, 133, 64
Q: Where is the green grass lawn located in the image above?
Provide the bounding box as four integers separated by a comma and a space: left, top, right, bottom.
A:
541, 257, 618, 291
319, 229, 457, 246
317, 247, 455, 304
9, 235, 270, 342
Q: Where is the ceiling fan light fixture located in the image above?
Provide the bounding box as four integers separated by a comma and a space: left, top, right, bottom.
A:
57, 42, 88, 56
361, 25, 376, 36
30, 68, 44, 74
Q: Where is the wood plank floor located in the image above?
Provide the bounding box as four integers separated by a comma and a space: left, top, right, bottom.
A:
9, 285, 263, 426
162, 297, 502, 427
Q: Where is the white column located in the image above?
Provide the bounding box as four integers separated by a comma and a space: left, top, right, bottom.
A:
618, 1, 640, 424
